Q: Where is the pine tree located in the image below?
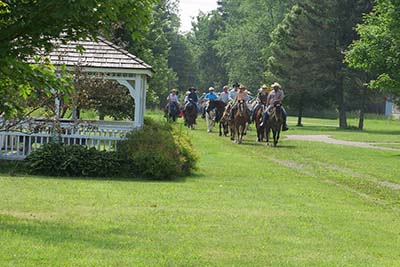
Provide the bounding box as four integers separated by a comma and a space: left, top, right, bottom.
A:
267, 0, 373, 128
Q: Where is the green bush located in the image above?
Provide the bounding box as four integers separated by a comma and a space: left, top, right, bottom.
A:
118, 117, 198, 180
25, 142, 124, 177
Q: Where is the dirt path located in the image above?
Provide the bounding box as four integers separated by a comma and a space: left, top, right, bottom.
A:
285, 134, 400, 151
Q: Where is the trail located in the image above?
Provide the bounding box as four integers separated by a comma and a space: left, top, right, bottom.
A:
285, 134, 400, 151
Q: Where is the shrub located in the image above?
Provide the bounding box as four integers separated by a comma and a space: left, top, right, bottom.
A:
25, 142, 124, 177
118, 117, 198, 180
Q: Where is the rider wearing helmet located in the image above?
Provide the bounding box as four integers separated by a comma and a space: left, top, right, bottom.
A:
260, 82, 289, 131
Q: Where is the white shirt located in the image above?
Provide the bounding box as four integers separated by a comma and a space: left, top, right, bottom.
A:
219, 91, 229, 103
229, 89, 237, 101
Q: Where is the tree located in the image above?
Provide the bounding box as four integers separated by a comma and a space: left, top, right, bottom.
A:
215, 0, 295, 90
0, 0, 156, 119
266, 0, 373, 128
189, 10, 228, 91
345, 0, 400, 104
266, 4, 335, 126
112, 0, 178, 107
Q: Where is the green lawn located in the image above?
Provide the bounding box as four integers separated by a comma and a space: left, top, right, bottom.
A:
1, 115, 400, 266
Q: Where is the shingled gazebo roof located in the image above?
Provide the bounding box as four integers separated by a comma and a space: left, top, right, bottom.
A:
35, 36, 154, 77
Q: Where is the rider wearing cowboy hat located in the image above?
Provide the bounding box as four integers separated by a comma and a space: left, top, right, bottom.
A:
260, 82, 289, 131
229, 84, 250, 122
184, 87, 199, 110
250, 84, 271, 122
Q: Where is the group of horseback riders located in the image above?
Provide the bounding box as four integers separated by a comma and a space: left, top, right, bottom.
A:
166, 81, 289, 132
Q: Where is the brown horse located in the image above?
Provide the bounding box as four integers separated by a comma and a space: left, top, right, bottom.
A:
266, 102, 283, 147
219, 103, 232, 137
232, 100, 250, 144
255, 104, 268, 142
184, 101, 197, 129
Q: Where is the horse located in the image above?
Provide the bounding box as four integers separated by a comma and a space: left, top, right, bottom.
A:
232, 100, 250, 144
184, 101, 197, 129
254, 104, 268, 142
165, 102, 179, 122
220, 103, 232, 137
266, 102, 283, 147
205, 100, 226, 133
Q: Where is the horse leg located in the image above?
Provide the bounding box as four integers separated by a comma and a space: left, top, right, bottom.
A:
273, 130, 278, 147
219, 122, 222, 136
239, 125, 244, 144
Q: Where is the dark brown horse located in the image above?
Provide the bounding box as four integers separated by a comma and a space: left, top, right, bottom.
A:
184, 101, 197, 129
232, 100, 250, 144
266, 102, 283, 147
165, 102, 179, 122
206, 100, 227, 133
255, 104, 268, 142
220, 103, 232, 137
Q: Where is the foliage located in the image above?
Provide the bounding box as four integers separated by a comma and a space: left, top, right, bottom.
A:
213, 0, 295, 90
266, 0, 373, 128
71, 69, 134, 120
189, 10, 228, 91
112, 0, 179, 107
118, 117, 198, 180
345, 0, 400, 104
0, 0, 156, 119
25, 142, 124, 177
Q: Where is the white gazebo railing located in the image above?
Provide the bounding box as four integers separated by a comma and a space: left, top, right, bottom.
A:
0, 120, 136, 160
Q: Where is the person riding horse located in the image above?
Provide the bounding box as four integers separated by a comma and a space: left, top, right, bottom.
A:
165, 88, 180, 121
229, 82, 240, 102
230, 84, 251, 122
201, 87, 218, 118
250, 84, 271, 122
219, 85, 230, 104
183, 87, 199, 112
260, 82, 289, 131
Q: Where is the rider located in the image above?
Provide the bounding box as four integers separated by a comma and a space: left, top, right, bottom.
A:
250, 84, 271, 122
184, 87, 199, 111
260, 82, 289, 131
229, 84, 250, 122
166, 88, 180, 112
219, 85, 230, 104
229, 82, 239, 102
202, 87, 218, 118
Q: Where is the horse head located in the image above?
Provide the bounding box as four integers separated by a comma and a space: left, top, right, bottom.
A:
236, 100, 249, 117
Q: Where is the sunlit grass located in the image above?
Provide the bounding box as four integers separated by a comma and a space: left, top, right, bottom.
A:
1, 114, 399, 266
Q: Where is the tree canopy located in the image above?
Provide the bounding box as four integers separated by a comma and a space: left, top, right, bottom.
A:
346, 0, 400, 101
0, 0, 156, 119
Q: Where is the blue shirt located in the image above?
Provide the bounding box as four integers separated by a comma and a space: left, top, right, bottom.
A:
205, 92, 218, 100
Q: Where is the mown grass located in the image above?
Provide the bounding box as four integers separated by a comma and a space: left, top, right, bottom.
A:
0, 114, 399, 266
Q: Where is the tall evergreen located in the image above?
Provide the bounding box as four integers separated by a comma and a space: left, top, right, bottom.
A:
266, 0, 373, 128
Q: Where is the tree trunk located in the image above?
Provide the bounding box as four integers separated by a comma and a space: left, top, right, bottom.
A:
336, 77, 347, 128
358, 109, 364, 130
297, 106, 303, 127
99, 112, 105, 120
358, 87, 367, 130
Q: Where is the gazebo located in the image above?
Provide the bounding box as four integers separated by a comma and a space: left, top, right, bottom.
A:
0, 37, 154, 159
